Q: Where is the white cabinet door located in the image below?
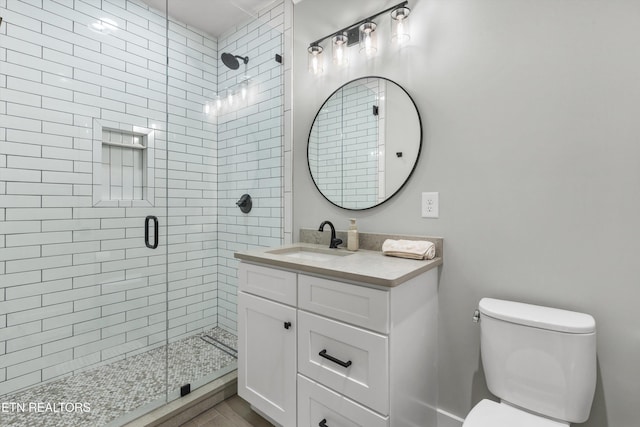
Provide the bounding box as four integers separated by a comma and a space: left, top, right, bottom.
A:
238, 291, 297, 427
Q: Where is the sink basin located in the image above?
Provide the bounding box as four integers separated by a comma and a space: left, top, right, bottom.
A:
267, 245, 353, 262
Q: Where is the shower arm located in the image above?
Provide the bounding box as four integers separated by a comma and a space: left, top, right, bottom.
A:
234, 55, 249, 65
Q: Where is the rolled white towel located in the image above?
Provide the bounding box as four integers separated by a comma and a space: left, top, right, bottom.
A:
382, 239, 436, 260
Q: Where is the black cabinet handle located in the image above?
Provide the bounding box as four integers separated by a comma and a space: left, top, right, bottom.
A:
318, 349, 352, 368
319, 419, 328, 427
145, 215, 159, 249
284, 321, 291, 330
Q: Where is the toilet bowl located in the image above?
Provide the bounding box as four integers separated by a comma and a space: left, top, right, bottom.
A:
463, 298, 597, 427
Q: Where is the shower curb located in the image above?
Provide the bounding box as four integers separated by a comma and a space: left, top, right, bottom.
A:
124, 371, 238, 427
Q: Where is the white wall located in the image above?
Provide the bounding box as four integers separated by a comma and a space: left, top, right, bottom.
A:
292, 0, 640, 425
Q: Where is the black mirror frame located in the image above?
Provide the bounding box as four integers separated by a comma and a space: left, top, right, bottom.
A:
307, 76, 423, 211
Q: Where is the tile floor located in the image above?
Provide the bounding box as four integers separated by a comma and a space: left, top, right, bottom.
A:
183, 395, 273, 427
0, 328, 237, 427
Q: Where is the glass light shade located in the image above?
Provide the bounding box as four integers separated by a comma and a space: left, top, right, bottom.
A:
359, 21, 377, 57
308, 44, 324, 74
332, 33, 349, 66
391, 6, 411, 45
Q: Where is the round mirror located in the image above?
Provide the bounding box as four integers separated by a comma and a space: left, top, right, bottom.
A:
307, 76, 422, 210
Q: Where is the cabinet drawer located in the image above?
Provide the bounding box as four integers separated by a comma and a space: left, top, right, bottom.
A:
297, 375, 389, 427
298, 311, 389, 414
298, 274, 389, 333
238, 262, 296, 306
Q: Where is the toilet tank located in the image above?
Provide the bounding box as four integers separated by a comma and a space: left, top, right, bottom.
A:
478, 298, 596, 423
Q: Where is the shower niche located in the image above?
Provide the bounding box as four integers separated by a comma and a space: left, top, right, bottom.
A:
92, 121, 156, 207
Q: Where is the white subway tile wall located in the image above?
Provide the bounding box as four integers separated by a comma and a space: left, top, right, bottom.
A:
216, 2, 285, 333
0, 0, 285, 397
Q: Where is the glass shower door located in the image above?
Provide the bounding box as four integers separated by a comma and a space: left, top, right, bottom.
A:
162, 0, 286, 398
0, 1, 169, 425
162, 0, 237, 401
1, 0, 287, 424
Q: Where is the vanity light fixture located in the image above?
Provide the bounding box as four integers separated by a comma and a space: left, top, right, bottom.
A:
332, 32, 349, 66
308, 43, 324, 74
307, 1, 409, 74
359, 21, 377, 57
391, 5, 411, 45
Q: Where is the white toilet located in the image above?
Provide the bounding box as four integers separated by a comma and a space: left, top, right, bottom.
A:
464, 298, 597, 427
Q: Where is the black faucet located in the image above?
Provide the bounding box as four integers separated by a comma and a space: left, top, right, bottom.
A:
318, 221, 342, 249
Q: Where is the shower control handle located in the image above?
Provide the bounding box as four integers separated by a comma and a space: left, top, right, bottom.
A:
319, 419, 328, 427
145, 215, 159, 249
284, 321, 292, 330
319, 349, 352, 368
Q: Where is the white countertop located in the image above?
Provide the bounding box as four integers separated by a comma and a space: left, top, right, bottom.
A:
234, 243, 443, 287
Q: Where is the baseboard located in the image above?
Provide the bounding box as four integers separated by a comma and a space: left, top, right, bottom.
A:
437, 408, 465, 427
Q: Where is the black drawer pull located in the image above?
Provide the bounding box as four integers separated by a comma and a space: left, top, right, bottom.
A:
284, 321, 291, 330
319, 419, 328, 427
318, 349, 352, 368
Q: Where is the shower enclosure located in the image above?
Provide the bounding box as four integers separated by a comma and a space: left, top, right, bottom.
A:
0, 0, 285, 425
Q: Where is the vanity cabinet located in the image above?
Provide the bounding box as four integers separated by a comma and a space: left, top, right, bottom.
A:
238, 260, 438, 427
237, 264, 297, 427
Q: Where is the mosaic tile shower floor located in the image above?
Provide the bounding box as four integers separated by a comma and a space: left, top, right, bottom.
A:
0, 328, 237, 427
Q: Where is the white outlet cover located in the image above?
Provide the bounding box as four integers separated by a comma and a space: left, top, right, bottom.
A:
422, 192, 439, 218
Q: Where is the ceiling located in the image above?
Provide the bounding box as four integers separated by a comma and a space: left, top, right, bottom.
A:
141, 0, 279, 37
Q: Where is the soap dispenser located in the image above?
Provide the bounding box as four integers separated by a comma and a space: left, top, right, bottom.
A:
347, 218, 359, 251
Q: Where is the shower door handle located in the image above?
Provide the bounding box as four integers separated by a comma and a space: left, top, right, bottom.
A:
145, 215, 159, 249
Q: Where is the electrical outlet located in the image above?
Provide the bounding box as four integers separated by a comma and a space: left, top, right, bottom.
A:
422, 192, 439, 218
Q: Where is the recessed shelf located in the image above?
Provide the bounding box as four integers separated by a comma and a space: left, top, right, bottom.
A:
102, 140, 146, 150
92, 120, 156, 207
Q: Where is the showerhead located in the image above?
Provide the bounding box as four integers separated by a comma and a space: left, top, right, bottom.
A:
221, 52, 249, 70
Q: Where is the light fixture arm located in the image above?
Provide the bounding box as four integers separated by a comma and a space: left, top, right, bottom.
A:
308, 1, 408, 48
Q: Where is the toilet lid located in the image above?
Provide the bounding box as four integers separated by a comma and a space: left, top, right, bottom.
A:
463, 400, 568, 427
